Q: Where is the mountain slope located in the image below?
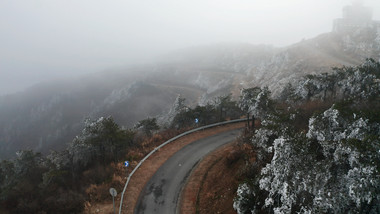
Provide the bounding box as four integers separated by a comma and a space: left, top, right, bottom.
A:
1, 23, 379, 159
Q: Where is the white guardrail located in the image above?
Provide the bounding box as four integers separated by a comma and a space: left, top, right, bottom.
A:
118, 118, 247, 213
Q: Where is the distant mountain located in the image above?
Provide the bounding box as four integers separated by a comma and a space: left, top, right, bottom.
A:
1, 11, 379, 159
0, 69, 203, 159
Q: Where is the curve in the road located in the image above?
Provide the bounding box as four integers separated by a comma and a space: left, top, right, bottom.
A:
135, 128, 241, 214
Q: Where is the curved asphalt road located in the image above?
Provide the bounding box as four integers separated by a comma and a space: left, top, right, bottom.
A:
135, 128, 242, 214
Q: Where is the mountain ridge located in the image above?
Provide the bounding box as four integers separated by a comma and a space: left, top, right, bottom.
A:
1, 21, 379, 159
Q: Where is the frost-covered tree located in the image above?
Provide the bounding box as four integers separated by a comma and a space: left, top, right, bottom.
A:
69, 116, 134, 168
279, 58, 380, 103
239, 86, 275, 130
235, 106, 380, 213
172, 94, 187, 114
234, 60, 380, 214
334, 59, 380, 100
239, 87, 261, 117
161, 94, 188, 126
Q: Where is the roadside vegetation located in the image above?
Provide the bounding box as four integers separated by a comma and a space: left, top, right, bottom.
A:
0, 93, 243, 213
233, 59, 380, 213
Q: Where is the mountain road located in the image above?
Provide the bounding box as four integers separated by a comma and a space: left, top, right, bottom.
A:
134, 128, 242, 214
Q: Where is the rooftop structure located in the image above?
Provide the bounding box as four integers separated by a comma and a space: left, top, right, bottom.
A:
333, 2, 380, 33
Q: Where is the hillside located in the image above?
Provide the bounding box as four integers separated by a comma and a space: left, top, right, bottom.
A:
1, 19, 379, 159
233, 59, 380, 213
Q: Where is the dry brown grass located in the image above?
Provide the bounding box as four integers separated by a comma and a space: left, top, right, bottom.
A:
181, 142, 247, 214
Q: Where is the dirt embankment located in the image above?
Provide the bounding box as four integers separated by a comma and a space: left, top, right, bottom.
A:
180, 142, 247, 214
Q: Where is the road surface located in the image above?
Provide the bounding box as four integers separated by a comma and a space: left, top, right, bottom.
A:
135, 128, 241, 214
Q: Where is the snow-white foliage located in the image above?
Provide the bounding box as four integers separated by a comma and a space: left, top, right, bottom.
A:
248, 88, 272, 119
280, 59, 380, 102
47, 150, 71, 170
292, 74, 335, 101
236, 61, 380, 213
233, 183, 253, 214
66, 116, 111, 169
341, 26, 380, 55
253, 128, 275, 151
235, 106, 380, 213
307, 107, 343, 141
67, 136, 94, 169
307, 107, 373, 157
259, 137, 315, 212
239, 87, 273, 119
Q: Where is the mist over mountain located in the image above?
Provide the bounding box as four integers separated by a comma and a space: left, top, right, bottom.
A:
1, 3, 380, 160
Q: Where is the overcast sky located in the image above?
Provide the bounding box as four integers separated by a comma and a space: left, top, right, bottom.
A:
1, 0, 380, 95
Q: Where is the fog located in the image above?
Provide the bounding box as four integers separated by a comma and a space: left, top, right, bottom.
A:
1, 0, 380, 95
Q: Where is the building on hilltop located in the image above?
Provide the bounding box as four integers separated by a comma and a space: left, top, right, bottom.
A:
333, 1, 380, 33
